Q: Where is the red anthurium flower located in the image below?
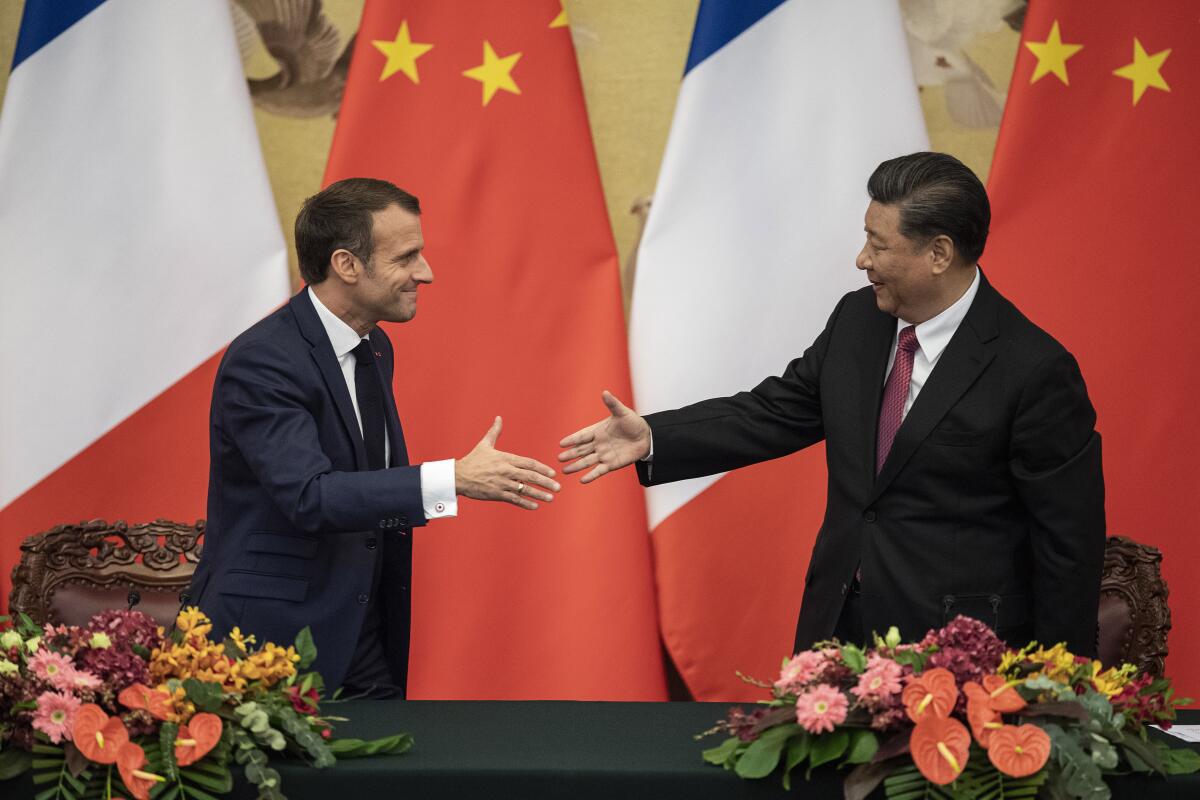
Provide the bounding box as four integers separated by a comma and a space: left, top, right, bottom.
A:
982, 675, 1026, 712
117, 683, 174, 721
73, 704, 130, 764
910, 716, 971, 785
117, 741, 164, 800
987, 724, 1052, 777
964, 682, 1004, 747
175, 712, 223, 767
902, 667, 958, 723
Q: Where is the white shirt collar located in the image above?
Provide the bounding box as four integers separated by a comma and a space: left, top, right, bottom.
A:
307, 286, 366, 358
899, 267, 980, 362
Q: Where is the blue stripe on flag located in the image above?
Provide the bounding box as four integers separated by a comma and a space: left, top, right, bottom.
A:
11, 0, 109, 70
683, 0, 788, 75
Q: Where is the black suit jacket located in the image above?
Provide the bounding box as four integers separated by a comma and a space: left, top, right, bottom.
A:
190, 290, 424, 690
637, 273, 1105, 655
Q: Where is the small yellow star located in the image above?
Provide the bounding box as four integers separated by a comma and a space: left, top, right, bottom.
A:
372, 20, 433, 84
550, 1, 569, 29
1024, 20, 1083, 85
462, 41, 522, 106
1113, 37, 1171, 106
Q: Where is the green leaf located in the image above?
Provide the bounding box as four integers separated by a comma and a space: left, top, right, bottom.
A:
294, 627, 317, 669
0, 748, 32, 780
327, 734, 413, 758
1162, 746, 1200, 775
807, 729, 849, 775
1119, 731, 1165, 774
159, 721, 180, 782
701, 737, 740, 766
781, 731, 810, 790
843, 729, 880, 765
31, 759, 64, 769
300, 673, 314, 695
733, 724, 799, 779
841, 644, 867, 674
1043, 723, 1111, 799
845, 759, 899, 800
181, 766, 234, 793
155, 785, 181, 800
34, 786, 60, 800
181, 784, 221, 800
181, 678, 225, 714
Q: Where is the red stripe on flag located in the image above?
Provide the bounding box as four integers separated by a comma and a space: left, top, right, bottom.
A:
0, 354, 220, 610
654, 446, 828, 701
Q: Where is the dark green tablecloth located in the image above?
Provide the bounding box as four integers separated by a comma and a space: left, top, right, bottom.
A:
7, 702, 1199, 799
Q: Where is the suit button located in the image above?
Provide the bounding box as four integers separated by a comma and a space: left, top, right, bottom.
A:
357, 593, 369, 605
841, 582, 848, 596
398, 515, 408, 527
365, 537, 377, 550
864, 509, 877, 523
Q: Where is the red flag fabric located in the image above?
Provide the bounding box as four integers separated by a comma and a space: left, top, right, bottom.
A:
323, 0, 666, 699
986, 1, 1199, 694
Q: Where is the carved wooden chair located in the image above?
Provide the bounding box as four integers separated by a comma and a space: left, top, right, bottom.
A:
8, 519, 204, 628
1097, 535, 1170, 676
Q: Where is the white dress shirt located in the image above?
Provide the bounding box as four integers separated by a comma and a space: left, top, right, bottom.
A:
884, 267, 980, 419
308, 288, 456, 520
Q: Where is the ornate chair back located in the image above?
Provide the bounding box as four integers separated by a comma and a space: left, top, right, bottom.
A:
1097, 535, 1170, 676
8, 519, 203, 629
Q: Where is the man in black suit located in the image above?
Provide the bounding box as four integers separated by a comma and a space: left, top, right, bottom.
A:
191, 178, 561, 695
559, 152, 1105, 656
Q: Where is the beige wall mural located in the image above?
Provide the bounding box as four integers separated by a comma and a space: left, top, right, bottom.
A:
0, 0, 1022, 300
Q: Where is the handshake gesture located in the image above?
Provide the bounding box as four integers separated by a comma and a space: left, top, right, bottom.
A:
454, 391, 648, 511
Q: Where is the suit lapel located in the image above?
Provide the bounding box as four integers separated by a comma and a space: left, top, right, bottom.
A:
370, 332, 410, 467
868, 274, 1001, 503
289, 291, 368, 470
858, 307, 898, 486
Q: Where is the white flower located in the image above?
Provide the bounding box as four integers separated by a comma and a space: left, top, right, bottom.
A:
0, 630, 21, 649
0, 658, 18, 675
88, 632, 113, 649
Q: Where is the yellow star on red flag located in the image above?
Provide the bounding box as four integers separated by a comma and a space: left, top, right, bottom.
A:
1113, 38, 1171, 106
1024, 20, 1083, 86
550, 2, 569, 29
372, 20, 433, 84
462, 41, 522, 106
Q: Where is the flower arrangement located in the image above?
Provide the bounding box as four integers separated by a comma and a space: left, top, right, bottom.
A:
0, 607, 410, 800
701, 616, 1199, 799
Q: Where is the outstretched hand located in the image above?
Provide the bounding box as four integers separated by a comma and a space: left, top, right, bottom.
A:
455, 417, 560, 511
558, 391, 651, 484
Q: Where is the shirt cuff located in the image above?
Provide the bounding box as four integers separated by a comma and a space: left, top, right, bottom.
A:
641, 431, 654, 462
420, 459, 458, 519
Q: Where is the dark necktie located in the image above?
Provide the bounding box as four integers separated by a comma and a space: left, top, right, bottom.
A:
876, 325, 919, 474
352, 338, 387, 470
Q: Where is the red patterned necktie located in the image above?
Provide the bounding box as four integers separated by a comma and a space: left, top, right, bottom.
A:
876, 325, 919, 474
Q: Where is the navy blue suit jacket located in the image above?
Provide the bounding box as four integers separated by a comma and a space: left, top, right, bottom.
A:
190, 290, 425, 690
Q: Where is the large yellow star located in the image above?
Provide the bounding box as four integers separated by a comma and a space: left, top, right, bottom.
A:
1113, 38, 1171, 106
1024, 20, 1083, 85
550, 1, 569, 29
462, 41, 522, 106
372, 20, 433, 84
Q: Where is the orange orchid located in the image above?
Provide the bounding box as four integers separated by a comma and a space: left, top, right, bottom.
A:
72, 704, 130, 765
902, 667, 958, 723
910, 716, 971, 785
982, 674, 1026, 713
986, 724, 1052, 777
118, 682, 174, 721
174, 712, 223, 766
964, 682, 1004, 746
116, 741, 165, 800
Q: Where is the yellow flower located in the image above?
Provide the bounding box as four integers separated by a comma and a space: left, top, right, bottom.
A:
174, 607, 213, 638
0, 630, 21, 649
0, 658, 17, 675
89, 632, 113, 649
1092, 662, 1137, 697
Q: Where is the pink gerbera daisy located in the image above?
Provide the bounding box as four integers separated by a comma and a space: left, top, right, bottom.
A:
29, 650, 76, 688
795, 683, 849, 734
851, 655, 904, 702
32, 691, 82, 743
776, 650, 826, 693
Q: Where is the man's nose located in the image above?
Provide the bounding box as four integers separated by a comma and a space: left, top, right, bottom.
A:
416, 256, 434, 284
855, 245, 870, 270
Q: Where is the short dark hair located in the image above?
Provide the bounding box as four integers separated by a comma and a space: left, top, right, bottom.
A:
867, 152, 990, 264
295, 178, 421, 284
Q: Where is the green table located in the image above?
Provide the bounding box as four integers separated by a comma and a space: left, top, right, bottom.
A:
8, 703, 1199, 798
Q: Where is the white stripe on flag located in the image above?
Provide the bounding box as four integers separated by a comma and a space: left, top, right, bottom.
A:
630, 0, 928, 528
0, 0, 288, 507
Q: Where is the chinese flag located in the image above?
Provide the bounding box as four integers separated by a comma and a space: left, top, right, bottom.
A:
986, 1, 1200, 694
324, 1, 666, 699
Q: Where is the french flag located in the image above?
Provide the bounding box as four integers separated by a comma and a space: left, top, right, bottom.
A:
0, 0, 288, 603
629, 0, 928, 699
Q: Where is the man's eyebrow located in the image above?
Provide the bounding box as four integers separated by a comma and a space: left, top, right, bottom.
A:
393, 245, 423, 261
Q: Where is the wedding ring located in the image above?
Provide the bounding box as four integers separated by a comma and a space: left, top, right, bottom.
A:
516, 482, 525, 495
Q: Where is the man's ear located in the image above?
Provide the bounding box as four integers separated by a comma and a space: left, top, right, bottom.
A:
928, 234, 956, 276
328, 248, 360, 285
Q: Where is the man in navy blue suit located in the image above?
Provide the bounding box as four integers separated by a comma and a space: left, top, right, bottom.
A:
190, 178, 561, 696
